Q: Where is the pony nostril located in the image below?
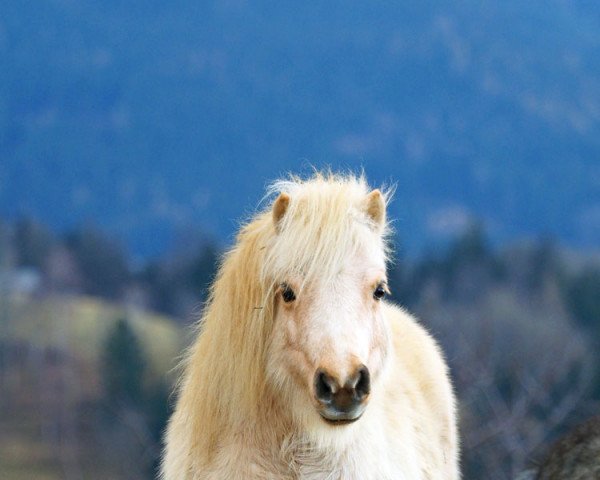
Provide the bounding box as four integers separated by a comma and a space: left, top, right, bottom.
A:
354, 366, 371, 400
314, 370, 336, 404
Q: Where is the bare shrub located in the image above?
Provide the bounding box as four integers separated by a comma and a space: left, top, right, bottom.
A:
417, 282, 594, 479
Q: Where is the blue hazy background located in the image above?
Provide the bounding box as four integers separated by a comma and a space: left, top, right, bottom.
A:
1, 2, 600, 479
2, 0, 599, 257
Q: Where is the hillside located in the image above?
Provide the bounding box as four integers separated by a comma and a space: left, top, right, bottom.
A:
1, 1, 600, 256
0, 294, 183, 479
2, 295, 182, 378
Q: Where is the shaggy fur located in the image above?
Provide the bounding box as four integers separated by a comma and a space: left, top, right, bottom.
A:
161, 173, 459, 479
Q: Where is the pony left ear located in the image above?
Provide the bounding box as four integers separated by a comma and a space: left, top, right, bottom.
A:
364, 189, 386, 232
272, 193, 290, 231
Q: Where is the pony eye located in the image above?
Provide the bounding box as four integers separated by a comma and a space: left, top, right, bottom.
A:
281, 284, 296, 303
373, 283, 387, 300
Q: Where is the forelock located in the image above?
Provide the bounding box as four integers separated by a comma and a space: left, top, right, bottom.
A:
261, 173, 391, 289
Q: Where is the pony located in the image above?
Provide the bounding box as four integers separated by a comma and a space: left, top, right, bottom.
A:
161, 173, 459, 479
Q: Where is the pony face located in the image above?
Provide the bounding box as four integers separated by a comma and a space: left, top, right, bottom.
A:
268, 253, 391, 429
264, 180, 391, 433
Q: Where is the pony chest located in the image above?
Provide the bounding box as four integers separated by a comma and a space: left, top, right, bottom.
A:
286, 443, 406, 480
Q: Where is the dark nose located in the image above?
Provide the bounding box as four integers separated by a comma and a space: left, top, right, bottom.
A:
314, 365, 370, 421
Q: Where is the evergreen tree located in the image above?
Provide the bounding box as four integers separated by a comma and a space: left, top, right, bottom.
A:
102, 318, 145, 406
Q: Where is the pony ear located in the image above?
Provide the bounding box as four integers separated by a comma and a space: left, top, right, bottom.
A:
272, 193, 290, 231
364, 189, 386, 232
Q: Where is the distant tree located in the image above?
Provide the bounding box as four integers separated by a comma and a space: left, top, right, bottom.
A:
447, 222, 490, 265
566, 268, 600, 329
100, 318, 172, 479
565, 267, 600, 401
145, 382, 171, 444
65, 226, 129, 299
145, 382, 173, 476
138, 261, 170, 313
102, 318, 145, 407
386, 246, 421, 308
0, 219, 12, 271
14, 217, 53, 269
527, 238, 561, 292
139, 240, 220, 318
188, 242, 219, 302
407, 223, 503, 302
498, 239, 563, 301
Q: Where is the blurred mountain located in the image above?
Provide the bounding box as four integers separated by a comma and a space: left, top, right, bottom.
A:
1, 0, 600, 257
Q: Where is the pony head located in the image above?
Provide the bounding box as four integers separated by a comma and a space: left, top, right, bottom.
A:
262, 174, 392, 436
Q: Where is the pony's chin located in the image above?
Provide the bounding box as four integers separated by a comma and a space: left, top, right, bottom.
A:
319, 412, 363, 426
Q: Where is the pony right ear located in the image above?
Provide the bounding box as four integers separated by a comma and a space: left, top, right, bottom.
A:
272, 193, 290, 231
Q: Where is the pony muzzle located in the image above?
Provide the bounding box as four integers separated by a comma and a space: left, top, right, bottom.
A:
313, 365, 371, 425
